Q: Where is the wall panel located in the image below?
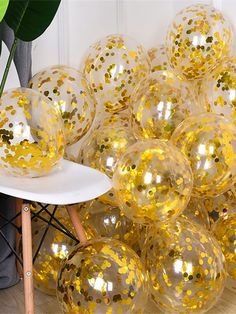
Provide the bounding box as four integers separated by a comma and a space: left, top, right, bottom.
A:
32, 0, 235, 73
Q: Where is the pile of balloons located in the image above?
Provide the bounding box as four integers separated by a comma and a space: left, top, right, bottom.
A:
3, 3, 236, 314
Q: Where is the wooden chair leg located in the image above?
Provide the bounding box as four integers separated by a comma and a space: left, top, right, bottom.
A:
22, 203, 34, 314
66, 205, 87, 244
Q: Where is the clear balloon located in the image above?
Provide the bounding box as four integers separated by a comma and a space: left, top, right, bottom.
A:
182, 198, 210, 230
29, 65, 96, 145
113, 139, 193, 225
213, 212, 236, 280
143, 217, 226, 313
57, 238, 149, 313
32, 214, 95, 295
166, 4, 232, 80
79, 112, 136, 178
200, 57, 236, 122
131, 73, 194, 140
171, 113, 236, 197
202, 187, 236, 224
95, 110, 131, 130
148, 45, 200, 111
138, 199, 211, 257
82, 34, 150, 113
0, 88, 64, 177
137, 202, 210, 254
148, 45, 169, 74
80, 199, 139, 247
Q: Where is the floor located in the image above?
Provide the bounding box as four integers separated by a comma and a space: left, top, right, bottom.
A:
0, 281, 235, 314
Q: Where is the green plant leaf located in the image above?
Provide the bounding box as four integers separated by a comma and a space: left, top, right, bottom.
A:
0, 0, 9, 22
4, 0, 61, 41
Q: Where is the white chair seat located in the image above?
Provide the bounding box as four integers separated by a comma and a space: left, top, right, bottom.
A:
0, 159, 112, 205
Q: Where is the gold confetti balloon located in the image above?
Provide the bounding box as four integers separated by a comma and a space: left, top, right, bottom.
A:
171, 113, 236, 197
131, 45, 199, 141
148, 45, 169, 74
78, 112, 134, 206
143, 217, 226, 313
29, 65, 96, 145
79, 112, 136, 178
131, 73, 194, 140
95, 109, 131, 130
80, 199, 139, 247
82, 34, 150, 113
148, 45, 200, 111
112, 139, 193, 225
166, 4, 232, 80
203, 187, 236, 225
33, 215, 95, 296
182, 198, 210, 230
0, 88, 64, 177
57, 238, 149, 314
200, 57, 236, 122
213, 212, 236, 281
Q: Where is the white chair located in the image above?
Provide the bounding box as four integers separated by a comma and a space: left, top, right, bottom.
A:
0, 159, 112, 314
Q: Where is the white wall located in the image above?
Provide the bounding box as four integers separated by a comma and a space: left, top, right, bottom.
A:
32, 0, 235, 75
